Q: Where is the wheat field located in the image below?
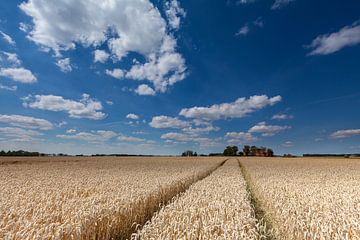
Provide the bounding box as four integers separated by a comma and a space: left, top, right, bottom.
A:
136, 159, 263, 239
0, 157, 224, 239
240, 157, 360, 239
1, 156, 360, 239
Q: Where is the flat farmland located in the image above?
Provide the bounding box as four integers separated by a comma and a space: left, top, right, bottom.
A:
239, 157, 360, 239
1, 156, 360, 240
0, 157, 225, 239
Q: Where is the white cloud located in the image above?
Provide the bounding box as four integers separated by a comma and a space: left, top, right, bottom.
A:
249, 122, 291, 136
236, 25, 249, 36
0, 67, 37, 83
307, 21, 360, 55
180, 95, 282, 120
125, 45, 186, 92
19, 22, 31, 33
1, 52, 21, 66
165, 0, 186, 30
225, 132, 257, 143
253, 17, 264, 27
0, 31, 16, 46
56, 58, 72, 73
135, 84, 156, 96
150, 115, 190, 129
106, 100, 113, 105
126, 113, 139, 120
281, 141, 293, 147
58, 121, 67, 127
0, 127, 42, 141
182, 125, 219, 135
271, 0, 295, 10
0, 84, 17, 91
0, 114, 53, 130
236, 0, 256, 5
66, 129, 76, 134
94, 50, 109, 63
22, 94, 106, 120
161, 132, 221, 148
117, 135, 146, 142
105, 68, 124, 79
330, 129, 360, 139
161, 132, 191, 142
57, 130, 117, 142
20, 0, 187, 93
272, 114, 293, 120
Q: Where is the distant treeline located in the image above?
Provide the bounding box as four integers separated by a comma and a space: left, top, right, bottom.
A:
90, 154, 166, 157
0, 150, 46, 156
303, 154, 360, 157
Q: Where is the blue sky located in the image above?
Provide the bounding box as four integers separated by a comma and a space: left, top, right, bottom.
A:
0, 0, 359, 155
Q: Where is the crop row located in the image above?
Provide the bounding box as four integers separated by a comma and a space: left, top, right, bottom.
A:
135, 159, 264, 239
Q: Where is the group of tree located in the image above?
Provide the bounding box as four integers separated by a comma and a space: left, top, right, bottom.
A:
181, 150, 198, 157
223, 145, 274, 157
0, 150, 45, 156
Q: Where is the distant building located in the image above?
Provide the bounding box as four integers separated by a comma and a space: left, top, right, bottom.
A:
255, 148, 267, 157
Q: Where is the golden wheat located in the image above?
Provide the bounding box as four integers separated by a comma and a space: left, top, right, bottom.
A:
240, 157, 360, 239
135, 158, 264, 240
0, 156, 224, 240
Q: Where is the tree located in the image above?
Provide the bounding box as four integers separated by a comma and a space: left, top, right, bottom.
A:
223, 146, 238, 156
243, 145, 250, 156
250, 146, 258, 156
267, 148, 274, 157
182, 150, 195, 157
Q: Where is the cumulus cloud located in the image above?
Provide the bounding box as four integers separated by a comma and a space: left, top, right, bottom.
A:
249, 122, 291, 136
94, 50, 109, 63
56, 58, 72, 72
1, 52, 21, 66
0, 31, 16, 46
236, 25, 249, 36
20, 0, 187, 93
0, 127, 42, 141
57, 130, 117, 142
179, 95, 282, 120
272, 113, 293, 120
150, 115, 190, 129
125, 43, 187, 92
165, 0, 186, 30
105, 68, 124, 79
126, 113, 139, 120
271, 0, 295, 10
0, 114, 53, 130
225, 132, 257, 143
330, 129, 360, 139
0, 67, 37, 83
307, 21, 360, 55
135, 84, 156, 96
22, 94, 106, 120
106, 100, 113, 105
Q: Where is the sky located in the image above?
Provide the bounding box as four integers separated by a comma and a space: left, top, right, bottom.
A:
0, 0, 359, 155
